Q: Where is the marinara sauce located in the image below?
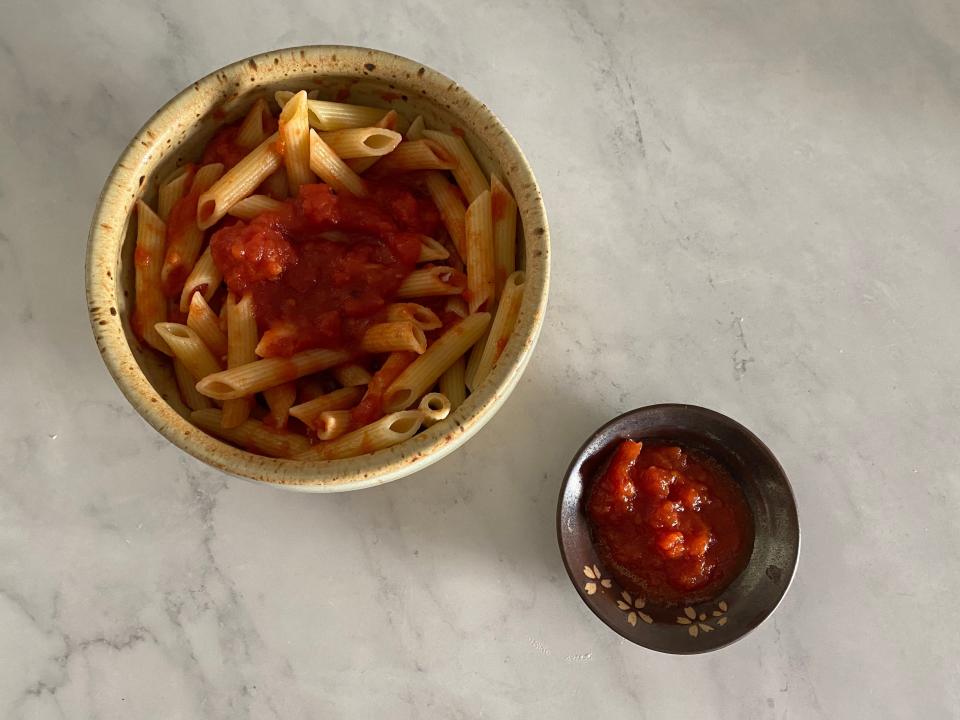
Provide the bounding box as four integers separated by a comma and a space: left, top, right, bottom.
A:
210, 180, 443, 357
587, 440, 753, 605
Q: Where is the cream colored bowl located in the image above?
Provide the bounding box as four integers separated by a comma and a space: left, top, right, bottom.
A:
86, 46, 549, 491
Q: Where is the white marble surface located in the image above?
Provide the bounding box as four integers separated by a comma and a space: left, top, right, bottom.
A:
2, 0, 959, 717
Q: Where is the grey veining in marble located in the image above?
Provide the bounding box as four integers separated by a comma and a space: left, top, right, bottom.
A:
2, 1, 959, 717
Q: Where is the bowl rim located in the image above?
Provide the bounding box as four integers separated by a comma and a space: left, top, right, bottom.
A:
556, 403, 801, 654
85, 45, 550, 491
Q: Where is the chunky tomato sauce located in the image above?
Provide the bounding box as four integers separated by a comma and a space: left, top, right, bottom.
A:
210, 181, 441, 357
202, 115, 277, 169
587, 440, 753, 605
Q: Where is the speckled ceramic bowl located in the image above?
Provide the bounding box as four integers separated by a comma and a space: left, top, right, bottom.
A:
557, 405, 799, 653
86, 46, 549, 491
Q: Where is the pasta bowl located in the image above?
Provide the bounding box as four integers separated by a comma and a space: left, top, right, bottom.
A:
85, 46, 549, 491
557, 405, 799, 653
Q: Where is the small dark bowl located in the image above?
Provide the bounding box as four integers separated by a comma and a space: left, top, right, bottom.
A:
557, 404, 800, 654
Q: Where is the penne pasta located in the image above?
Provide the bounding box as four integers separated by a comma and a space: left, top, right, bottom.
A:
360, 321, 427, 354
227, 194, 287, 220
192, 409, 311, 458
423, 130, 489, 202
187, 292, 227, 358
294, 410, 423, 461
128, 89, 531, 462
332, 363, 372, 387
132, 200, 171, 354
406, 115, 425, 141
289, 386, 365, 427
396, 266, 466, 298
197, 134, 282, 229
178, 246, 222, 312
161, 163, 223, 294
418, 392, 451, 426
196, 348, 351, 400
236, 97, 272, 149
255, 322, 298, 359
382, 312, 491, 412
469, 271, 525, 389
308, 129, 368, 197
439, 356, 467, 411
263, 381, 297, 429
463, 325, 490, 391
385, 303, 442, 331
174, 358, 213, 411
346, 110, 400, 173
351, 351, 416, 427
314, 409, 353, 441
296, 376, 336, 403
367, 140, 455, 175
155, 323, 221, 381
261, 167, 289, 200
444, 296, 469, 319
417, 236, 450, 263
490, 174, 518, 296
278, 90, 315, 193
157, 165, 194, 222
465, 189, 495, 313
276, 91, 392, 131
424, 172, 467, 257
442, 235, 465, 273
318, 127, 402, 158
221, 293, 258, 429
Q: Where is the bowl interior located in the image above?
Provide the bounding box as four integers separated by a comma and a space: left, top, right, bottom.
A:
557, 404, 799, 654
88, 47, 549, 490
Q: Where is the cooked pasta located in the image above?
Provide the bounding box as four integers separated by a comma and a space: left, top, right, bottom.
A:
178, 246, 222, 313
382, 312, 491, 412
423, 130, 488, 202
278, 90, 315, 193
197, 348, 351, 400
469, 271, 525, 389
130, 89, 529, 461
288, 386, 365, 427
132, 200, 170, 355
308, 129, 368, 197
155, 323, 221, 380
197, 135, 282, 229
221, 292, 258, 429
396, 266, 466, 298
187, 292, 227, 358
192, 409, 311, 458
490, 174, 518, 296
424, 171, 467, 257
465, 189, 495, 313
294, 411, 424, 461
318, 127, 402, 158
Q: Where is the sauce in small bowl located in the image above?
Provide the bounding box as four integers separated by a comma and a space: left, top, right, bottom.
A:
557, 404, 799, 654
587, 440, 754, 607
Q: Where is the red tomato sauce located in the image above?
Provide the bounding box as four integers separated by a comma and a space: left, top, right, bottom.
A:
202, 115, 278, 169
587, 440, 753, 605
210, 180, 441, 357
202, 126, 248, 169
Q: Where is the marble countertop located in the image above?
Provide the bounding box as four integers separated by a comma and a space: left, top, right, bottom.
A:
2, 1, 958, 717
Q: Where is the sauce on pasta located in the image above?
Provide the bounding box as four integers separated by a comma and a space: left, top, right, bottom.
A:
210, 180, 441, 357
587, 440, 753, 605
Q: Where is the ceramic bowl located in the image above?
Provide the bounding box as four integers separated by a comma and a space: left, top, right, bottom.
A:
86, 46, 549, 491
557, 404, 800, 653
